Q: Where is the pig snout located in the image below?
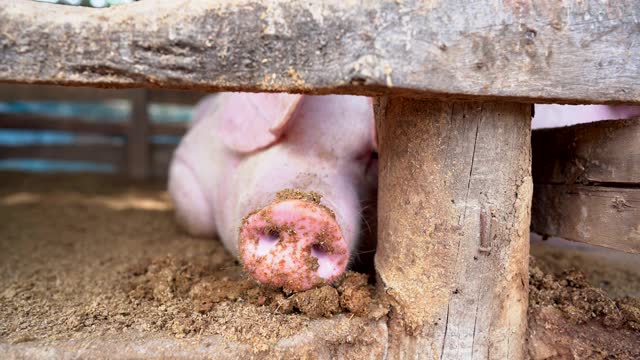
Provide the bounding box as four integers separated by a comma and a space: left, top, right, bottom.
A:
238, 197, 349, 292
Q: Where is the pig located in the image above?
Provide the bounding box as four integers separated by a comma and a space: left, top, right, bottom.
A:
533, 104, 640, 129
168, 93, 377, 292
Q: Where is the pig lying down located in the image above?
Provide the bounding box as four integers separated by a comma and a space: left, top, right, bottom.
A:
169, 95, 639, 292
169, 93, 376, 291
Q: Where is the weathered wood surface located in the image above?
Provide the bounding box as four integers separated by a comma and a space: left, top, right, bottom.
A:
531, 185, 640, 254
0, 84, 206, 105
532, 118, 640, 185
531, 118, 640, 253
376, 99, 532, 359
1, 0, 639, 104
0, 112, 187, 136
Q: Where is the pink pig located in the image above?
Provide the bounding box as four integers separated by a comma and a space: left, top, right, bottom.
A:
168, 93, 377, 291
533, 104, 640, 128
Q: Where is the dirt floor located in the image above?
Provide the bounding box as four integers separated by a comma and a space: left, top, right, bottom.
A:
0, 172, 638, 359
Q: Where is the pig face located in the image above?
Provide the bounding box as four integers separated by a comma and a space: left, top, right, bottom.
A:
169, 93, 377, 291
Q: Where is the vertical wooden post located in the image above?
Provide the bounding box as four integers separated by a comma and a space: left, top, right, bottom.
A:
127, 89, 150, 179
375, 97, 532, 359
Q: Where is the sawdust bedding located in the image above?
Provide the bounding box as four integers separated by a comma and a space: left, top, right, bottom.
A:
0, 172, 638, 358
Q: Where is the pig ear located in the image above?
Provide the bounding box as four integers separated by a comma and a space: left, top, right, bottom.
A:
216, 93, 303, 153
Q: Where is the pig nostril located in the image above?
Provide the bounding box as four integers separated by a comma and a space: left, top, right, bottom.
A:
311, 244, 338, 279
256, 229, 279, 256
311, 244, 326, 257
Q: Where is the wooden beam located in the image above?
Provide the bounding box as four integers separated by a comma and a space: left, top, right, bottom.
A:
1, 1, 639, 104
0, 83, 206, 105
375, 98, 532, 359
531, 185, 640, 254
532, 117, 640, 185
127, 89, 150, 179
0, 112, 187, 136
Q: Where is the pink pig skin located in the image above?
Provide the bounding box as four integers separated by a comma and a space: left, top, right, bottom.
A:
533, 104, 640, 129
168, 93, 376, 291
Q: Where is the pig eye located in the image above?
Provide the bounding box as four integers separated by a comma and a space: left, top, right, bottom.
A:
354, 149, 372, 164
256, 229, 280, 256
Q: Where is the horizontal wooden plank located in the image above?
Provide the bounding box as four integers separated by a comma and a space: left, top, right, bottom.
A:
0, 112, 187, 136
0, 112, 127, 135
532, 117, 640, 185
148, 89, 207, 105
1, 1, 640, 104
0, 143, 126, 167
0, 143, 176, 178
0, 83, 206, 105
531, 184, 640, 253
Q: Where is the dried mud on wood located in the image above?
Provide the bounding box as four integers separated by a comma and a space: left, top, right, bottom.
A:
376, 99, 532, 359
0, 173, 638, 359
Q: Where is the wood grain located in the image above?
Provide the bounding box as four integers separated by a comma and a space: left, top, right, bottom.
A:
532, 117, 640, 185
531, 184, 640, 253
1, 0, 639, 104
376, 98, 532, 359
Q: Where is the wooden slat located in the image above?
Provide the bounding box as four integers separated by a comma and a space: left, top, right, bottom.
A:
0, 83, 206, 105
531, 184, 640, 254
0, 84, 130, 102
532, 117, 640, 185
0, 143, 126, 168
148, 89, 207, 105
0, 112, 128, 135
0, 112, 187, 136
127, 90, 150, 179
150, 122, 187, 137
0, 143, 176, 178
1, 1, 640, 104
151, 143, 176, 178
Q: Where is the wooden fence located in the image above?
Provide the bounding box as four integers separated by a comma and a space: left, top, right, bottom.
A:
0, 84, 207, 179
531, 117, 640, 254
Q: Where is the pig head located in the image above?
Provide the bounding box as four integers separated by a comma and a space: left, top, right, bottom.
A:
169, 93, 376, 291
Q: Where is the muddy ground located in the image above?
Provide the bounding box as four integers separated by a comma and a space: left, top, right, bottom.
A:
0, 172, 638, 359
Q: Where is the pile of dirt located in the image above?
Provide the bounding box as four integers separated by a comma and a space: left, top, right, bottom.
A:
124, 255, 377, 325
528, 256, 640, 359
529, 259, 639, 330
